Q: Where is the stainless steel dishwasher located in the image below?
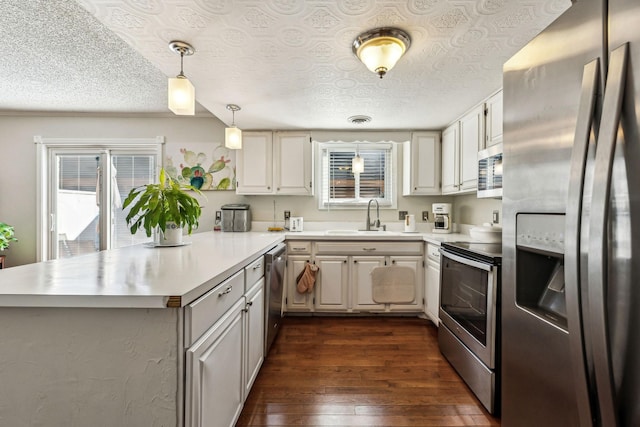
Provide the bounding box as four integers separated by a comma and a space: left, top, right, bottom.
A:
264, 243, 286, 356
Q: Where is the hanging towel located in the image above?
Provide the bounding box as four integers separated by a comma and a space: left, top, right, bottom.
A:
371, 266, 415, 303
296, 262, 319, 294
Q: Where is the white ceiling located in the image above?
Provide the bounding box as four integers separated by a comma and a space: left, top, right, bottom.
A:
2, 0, 569, 129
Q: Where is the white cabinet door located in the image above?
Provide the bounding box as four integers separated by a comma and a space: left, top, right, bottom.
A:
285, 255, 313, 312
459, 104, 484, 192
425, 258, 441, 326
402, 131, 441, 195
314, 256, 349, 311
441, 122, 459, 194
274, 132, 312, 195
236, 131, 273, 194
388, 256, 424, 311
351, 256, 386, 311
485, 90, 503, 147
243, 279, 264, 399
186, 299, 244, 427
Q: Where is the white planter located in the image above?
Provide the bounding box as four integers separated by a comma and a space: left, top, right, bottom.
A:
159, 222, 183, 246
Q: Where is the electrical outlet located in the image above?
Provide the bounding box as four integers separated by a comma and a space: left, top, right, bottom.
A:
284, 210, 291, 220
493, 210, 500, 224
422, 211, 429, 221
398, 211, 408, 220
215, 211, 222, 222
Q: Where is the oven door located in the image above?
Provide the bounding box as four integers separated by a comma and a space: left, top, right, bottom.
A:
439, 249, 499, 369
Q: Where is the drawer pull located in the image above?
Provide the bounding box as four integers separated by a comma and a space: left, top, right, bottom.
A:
292, 247, 307, 251
252, 263, 262, 270
218, 286, 233, 297
363, 248, 376, 251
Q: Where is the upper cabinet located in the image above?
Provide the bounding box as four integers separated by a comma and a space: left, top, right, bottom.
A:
236, 131, 312, 195
485, 90, 503, 147
402, 131, 441, 196
441, 122, 459, 194
441, 89, 502, 195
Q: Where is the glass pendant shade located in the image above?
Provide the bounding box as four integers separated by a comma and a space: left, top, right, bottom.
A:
352, 154, 364, 174
353, 28, 411, 78
225, 126, 242, 149
168, 76, 195, 115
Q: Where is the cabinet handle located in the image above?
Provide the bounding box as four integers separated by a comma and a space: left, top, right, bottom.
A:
363, 248, 376, 251
218, 286, 233, 297
247, 301, 253, 307
353, 260, 357, 263
277, 187, 280, 191
392, 260, 396, 264
343, 260, 347, 263
267, 186, 271, 190
252, 263, 262, 270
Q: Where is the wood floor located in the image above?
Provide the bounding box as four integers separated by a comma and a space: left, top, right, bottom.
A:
237, 316, 501, 427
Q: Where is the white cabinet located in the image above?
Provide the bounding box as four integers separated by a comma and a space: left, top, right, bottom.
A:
402, 131, 441, 195
236, 131, 312, 195
186, 298, 245, 427
285, 254, 314, 312
442, 104, 484, 194
485, 90, 503, 147
236, 131, 273, 194
243, 278, 264, 398
441, 122, 459, 194
351, 256, 386, 311
388, 256, 424, 311
314, 255, 349, 310
424, 244, 441, 326
459, 104, 484, 192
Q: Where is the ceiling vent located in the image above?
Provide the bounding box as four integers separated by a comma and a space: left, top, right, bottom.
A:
348, 115, 372, 125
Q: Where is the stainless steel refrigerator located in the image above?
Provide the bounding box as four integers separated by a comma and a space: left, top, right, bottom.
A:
502, 0, 640, 426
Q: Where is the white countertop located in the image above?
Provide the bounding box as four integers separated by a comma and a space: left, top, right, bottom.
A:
0, 232, 284, 309
0, 229, 476, 309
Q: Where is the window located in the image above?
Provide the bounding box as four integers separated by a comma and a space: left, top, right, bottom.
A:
317, 142, 396, 209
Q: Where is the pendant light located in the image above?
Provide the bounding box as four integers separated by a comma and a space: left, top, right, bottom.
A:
168, 41, 195, 115
352, 146, 364, 174
225, 104, 242, 149
353, 28, 411, 79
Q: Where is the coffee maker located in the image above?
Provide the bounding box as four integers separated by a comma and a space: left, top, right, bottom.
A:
432, 203, 452, 234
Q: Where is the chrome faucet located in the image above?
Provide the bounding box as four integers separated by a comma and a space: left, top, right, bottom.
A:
366, 199, 382, 231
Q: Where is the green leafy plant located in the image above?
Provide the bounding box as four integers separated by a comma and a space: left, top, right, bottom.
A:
123, 168, 203, 237
0, 222, 17, 250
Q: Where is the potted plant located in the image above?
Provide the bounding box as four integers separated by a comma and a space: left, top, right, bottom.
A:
0, 222, 17, 251
123, 168, 203, 245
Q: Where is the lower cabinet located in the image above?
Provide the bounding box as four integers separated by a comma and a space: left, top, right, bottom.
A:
244, 278, 265, 397
185, 256, 266, 427
352, 256, 386, 311
424, 244, 442, 325
186, 298, 245, 427
285, 255, 314, 312
284, 241, 425, 314
314, 255, 349, 310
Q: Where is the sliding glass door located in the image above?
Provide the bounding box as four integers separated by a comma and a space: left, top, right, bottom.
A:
37, 138, 162, 261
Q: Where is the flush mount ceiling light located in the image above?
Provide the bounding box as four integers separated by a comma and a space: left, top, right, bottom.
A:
168, 41, 195, 115
225, 104, 242, 149
352, 27, 411, 79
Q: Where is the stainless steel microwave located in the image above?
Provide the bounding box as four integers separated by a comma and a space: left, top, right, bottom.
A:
477, 143, 503, 198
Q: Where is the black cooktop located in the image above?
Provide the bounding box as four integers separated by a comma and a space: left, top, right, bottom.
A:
441, 241, 502, 264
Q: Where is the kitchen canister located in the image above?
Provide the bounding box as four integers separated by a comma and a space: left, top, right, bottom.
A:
404, 214, 416, 232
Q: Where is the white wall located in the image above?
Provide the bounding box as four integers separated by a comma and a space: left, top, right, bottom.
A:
0, 113, 501, 267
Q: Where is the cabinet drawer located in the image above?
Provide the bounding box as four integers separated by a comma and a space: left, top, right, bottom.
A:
427, 243, 441, 261
288, 241, 311, 254
185, 270, 245, 347
315, 241, 423, 255
245, 256, 264, 290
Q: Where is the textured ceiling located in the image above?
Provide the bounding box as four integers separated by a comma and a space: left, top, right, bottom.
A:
2, 0, 569, 129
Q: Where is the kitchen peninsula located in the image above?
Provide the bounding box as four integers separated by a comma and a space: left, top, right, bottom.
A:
0, 232, 283, 426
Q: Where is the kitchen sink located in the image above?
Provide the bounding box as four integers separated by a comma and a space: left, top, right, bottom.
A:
324, 229, 394, 235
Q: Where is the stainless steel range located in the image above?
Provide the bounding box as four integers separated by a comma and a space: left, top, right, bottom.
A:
438, 242, 502, 414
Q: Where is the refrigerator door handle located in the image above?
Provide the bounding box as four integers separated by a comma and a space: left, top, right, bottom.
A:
588, 43, 629, 427
565, 58, 600, 427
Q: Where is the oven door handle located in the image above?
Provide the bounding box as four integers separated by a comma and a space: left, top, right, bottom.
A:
440, 249, 492, 271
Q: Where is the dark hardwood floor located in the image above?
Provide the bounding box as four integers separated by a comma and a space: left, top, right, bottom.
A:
237, 316, 501, 426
